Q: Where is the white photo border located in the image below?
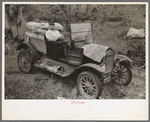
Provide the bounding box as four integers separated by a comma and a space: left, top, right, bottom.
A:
2, 1, 149, 120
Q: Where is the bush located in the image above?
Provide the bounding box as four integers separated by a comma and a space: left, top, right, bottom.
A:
107, 16, 123, 22
116, 27, 129, 39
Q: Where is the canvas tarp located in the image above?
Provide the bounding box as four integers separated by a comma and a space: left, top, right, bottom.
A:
127, 27, 145, 38
82, 44, 109, 63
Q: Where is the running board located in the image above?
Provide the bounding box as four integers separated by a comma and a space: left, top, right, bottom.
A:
34, 58, 76, 77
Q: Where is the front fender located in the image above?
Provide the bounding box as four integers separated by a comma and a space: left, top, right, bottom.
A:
16, 43, 40, 63
77, 63, 105, 73
115, 54, 132, 63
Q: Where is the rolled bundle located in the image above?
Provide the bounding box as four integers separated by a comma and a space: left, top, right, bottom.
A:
25, 22, 41, 31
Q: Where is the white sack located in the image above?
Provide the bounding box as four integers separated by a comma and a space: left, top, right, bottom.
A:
127, 27, 145, 38
40, 22, 64, 31
48, 22, 64, 31
26, 22, 64, 31
54, 22, 64, 31
40, 22, 49, 29
26, 22, 41, 31
45, 29, 64, 41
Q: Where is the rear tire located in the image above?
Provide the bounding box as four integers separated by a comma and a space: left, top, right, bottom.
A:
17, 49, 34, 74
77, 71, 102, 99
112, 62, 132, 86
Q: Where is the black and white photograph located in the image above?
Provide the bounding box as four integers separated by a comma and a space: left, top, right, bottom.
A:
2, 2, 149, 120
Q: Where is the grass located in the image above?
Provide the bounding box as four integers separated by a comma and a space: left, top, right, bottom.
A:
5, 48, 146, 99
5, 50, 80, 99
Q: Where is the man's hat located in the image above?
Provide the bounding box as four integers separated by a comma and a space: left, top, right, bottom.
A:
48, 16, 55, 25
49, 20, 55, 25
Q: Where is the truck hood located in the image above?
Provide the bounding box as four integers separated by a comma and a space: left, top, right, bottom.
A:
82, 43, 109, 63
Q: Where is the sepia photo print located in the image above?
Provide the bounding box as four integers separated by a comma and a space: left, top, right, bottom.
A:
4, 3, 147, 100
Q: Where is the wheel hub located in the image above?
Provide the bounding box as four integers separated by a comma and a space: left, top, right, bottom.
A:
85, 82, 91, 87
21, 56, 28, 64
117, 71, 122, 77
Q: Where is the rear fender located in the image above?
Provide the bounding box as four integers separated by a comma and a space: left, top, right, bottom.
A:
115, 54, 132, 63
16, 43, 40, 63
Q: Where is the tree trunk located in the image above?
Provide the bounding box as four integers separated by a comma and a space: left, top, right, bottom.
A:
86, 5, 90, 12
6, 5, 26, 45
67, 5, 70, 32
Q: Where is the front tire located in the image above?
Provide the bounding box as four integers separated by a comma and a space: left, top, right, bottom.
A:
17, 49, 34, 73
77, 71, 102, 99
112, 62, 132, 86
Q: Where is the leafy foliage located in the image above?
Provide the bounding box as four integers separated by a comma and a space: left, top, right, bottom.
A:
5, 4, 146, 28
5, 4, 146, 48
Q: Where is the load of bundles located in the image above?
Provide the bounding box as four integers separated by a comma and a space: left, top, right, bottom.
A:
25, 22, 64, 32
25, 22, 64, 41
127, 27, 145, 39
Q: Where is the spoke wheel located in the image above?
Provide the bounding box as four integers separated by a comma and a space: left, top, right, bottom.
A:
129, 51, 145, 68
112, 62, 132, 86
17, 49, 34, 73
77, 71, 102, 99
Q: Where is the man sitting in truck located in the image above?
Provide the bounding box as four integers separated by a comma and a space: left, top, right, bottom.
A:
45, 19, 71, 58
45, 20, 65, 41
